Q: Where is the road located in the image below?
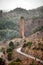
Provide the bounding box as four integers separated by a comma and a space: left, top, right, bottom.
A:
16, 47, 43, 64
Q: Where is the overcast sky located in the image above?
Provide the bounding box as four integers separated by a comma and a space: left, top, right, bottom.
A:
0, 0, 43, 11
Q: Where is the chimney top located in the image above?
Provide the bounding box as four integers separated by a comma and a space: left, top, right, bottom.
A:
20, 16, 24, 19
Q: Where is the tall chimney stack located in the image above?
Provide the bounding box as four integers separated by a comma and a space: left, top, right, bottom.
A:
20, 16, 24, 38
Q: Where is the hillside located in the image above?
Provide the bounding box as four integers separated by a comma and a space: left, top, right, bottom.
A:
21, 30, 43, 61
0, 6, 43, 41
26, 30, 43, 42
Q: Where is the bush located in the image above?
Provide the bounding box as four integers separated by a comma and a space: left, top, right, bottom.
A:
38, 42, 43, 51
13, 62, 21, 65
8, 61, 14, 65
22, 42, 32, 48
9, 41, 14, 49
6, 47, 13, 53
30, 60, 35, 65
7, 52, 12, 61
9, 41, 14, 47
1, 47, 5, 54
27, 42, 32, 48
15, 58, 21, 62
0, 58, 5, 65
24, 39, 26, 42
8, 61, 21, 65
16, 42, 19, 46
6, 41, 15, 61
22, 43, 27, 48
8, 58, 21, 65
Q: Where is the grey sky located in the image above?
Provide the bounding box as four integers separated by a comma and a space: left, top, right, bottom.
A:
0, 0, 43, 11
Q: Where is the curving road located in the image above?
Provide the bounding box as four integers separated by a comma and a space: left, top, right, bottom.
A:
16, 47, 43, 64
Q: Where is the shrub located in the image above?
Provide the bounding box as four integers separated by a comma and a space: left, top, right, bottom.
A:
7, 52, 12, 61
0, 58, 5, 65
8, 61, 14, 65
38, 42, 43, 50
22, 43, 27, 48
15, 58, 21, 62
22, 42, 32, 48
16, 42, 19, 46
24, 39, 26, 42
30, 60, 35, 65
27, 42, 32, 48
9, 41, 14, 47
1, 47, 5, 54
8, 58, 21, 65
6, 47, 13, 53
14, 62, 21, 65
9, 41, 14, 49
8, 61, 21, 65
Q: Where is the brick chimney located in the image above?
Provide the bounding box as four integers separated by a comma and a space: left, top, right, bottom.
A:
20, 16, 24, 38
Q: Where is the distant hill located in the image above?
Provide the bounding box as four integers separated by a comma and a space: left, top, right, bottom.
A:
0, 6, 43, 41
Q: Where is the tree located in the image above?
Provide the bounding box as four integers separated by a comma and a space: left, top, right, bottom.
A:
6, 47, 13, 53
7, 52, 12, 61
6, 41, 15, 61
9, 41, 14, 49
0, 58, 5, 65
